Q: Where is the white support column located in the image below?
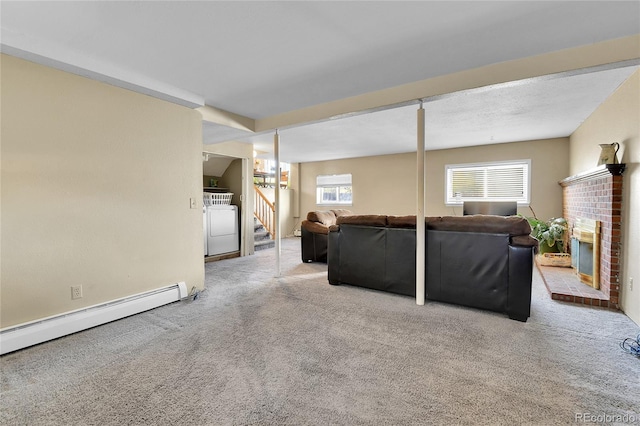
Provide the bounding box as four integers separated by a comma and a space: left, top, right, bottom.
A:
416, 102, 426, 305
274, 130, 281, 277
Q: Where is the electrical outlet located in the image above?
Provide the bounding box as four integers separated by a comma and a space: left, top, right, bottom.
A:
71, 285, 83, 300
630, 277, 634, 291
190, 197, 197, 209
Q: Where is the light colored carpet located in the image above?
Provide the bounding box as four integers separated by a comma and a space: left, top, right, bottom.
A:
1, 238, 639, 425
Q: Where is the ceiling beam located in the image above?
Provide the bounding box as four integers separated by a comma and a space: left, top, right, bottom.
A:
0, 28, 204, 109
197, 105, 255, 132
254, 34, 640, 133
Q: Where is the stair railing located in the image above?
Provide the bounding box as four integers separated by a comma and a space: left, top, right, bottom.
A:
254, 186, 275, 238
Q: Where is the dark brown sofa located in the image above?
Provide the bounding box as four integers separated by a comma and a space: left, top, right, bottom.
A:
301, 209, 353, 262
327, 214, 538, 321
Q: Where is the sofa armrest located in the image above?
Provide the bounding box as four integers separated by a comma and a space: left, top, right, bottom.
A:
306, 210, 337, 226
511, 235, 539, 254
301, 226, 330, 263
507, 245, 534, 321
301, 220, 330, 235
328, 229, 341, 285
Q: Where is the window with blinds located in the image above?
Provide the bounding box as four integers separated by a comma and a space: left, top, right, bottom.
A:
445, 160, 530, 205
316, 173, 352, 205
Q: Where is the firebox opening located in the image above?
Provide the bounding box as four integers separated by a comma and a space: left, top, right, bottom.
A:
571, 218, 600, 290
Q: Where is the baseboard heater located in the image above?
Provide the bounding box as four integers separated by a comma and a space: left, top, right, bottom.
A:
0, 282, 188, 355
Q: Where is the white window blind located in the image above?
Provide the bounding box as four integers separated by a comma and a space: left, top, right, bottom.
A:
445, 160, 530, 205
316, 174, 352, 205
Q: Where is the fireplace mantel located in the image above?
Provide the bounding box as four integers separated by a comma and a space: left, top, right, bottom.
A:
559, 164, 626, 187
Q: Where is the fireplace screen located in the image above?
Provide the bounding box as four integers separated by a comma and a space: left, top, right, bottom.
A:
571, 218, 600, 289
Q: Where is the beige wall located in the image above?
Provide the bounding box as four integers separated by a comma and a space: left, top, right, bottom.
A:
220, 158, 244, 207
203, 141, 253, 159
1, 55, 204, 327
570, 70, 640, 325
258, 188, 295, 237
299, 138, 569, 223
299, 152, 416, 217
426, 139, 569, 219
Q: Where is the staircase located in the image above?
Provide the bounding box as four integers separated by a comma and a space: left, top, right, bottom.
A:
254, 216, 275, 251
254, 185, 275, 251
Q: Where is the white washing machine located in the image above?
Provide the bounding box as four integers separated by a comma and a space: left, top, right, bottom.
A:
207, 204, 239, 256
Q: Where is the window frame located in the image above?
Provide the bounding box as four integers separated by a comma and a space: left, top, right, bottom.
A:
316, 173, 353, 206
444, 159, 531, 206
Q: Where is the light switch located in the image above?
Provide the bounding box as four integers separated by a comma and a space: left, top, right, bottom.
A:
190, 197, 197, 209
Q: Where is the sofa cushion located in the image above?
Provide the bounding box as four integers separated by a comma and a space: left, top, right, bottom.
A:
336, 215, 387, 227
386, 216, 446, 228
386, 215, 416, 228
307, 210, 337, 226
427, 215, 531, 236
331, 209, 353, 218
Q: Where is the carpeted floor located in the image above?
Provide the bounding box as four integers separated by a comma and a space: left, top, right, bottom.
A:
1, 238, 639, 425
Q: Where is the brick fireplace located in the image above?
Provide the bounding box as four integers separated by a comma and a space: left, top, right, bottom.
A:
557, 164, 626, 309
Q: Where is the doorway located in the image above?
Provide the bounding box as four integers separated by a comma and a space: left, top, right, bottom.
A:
202, 152, 253, 259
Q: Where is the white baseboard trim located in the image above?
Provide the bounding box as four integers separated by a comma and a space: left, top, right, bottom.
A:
0, 282, 188, 355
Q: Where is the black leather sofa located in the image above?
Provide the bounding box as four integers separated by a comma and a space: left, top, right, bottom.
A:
327, 214, 538, 321
301, 209, 352, 262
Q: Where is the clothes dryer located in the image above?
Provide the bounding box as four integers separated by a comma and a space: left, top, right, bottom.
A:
203, 205, 208, 256
206, 205, 239, 256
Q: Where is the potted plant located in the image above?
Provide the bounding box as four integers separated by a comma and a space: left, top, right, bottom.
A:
523, 215, 571, 267
526, 216, 568, 253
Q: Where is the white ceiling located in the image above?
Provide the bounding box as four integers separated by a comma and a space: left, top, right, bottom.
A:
2, 1, 639, 163
245, 65, 639, 162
